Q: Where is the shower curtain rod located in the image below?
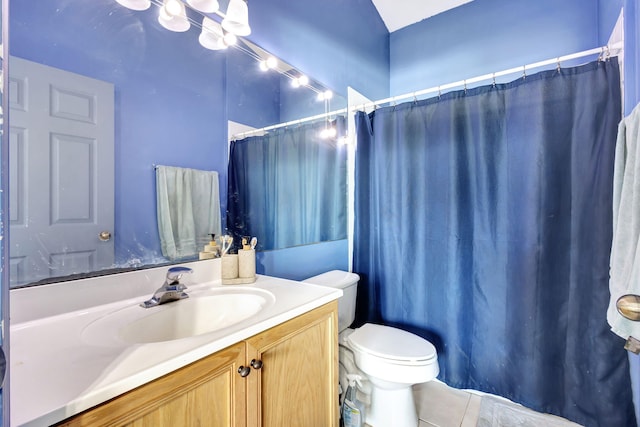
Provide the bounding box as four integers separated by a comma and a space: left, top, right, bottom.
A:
355, 42, 624, 111
233, 42, 623, 140
232, 107, 348, 140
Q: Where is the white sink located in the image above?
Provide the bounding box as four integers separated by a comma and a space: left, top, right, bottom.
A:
81, 287, 276, 345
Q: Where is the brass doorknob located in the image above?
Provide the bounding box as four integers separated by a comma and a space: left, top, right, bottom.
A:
617, 294, 640, 321
99, 231, 111, 241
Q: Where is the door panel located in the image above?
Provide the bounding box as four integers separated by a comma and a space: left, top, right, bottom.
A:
9, 56, 114, 286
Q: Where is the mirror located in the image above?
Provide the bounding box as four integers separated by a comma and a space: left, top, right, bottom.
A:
8, 0, 346, 287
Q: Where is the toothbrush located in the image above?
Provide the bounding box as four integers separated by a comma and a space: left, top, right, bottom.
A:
221, 235, 233, 256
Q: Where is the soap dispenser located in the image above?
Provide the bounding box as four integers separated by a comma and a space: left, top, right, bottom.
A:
221, 236, 257, 284
199, 234, 221, 259
238, 236, 256, 280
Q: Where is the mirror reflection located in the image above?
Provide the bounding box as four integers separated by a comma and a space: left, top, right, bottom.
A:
8, 0, 346, 287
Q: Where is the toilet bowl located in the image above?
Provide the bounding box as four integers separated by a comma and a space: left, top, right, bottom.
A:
303, 270, 440, 427
346, 323, 439, 427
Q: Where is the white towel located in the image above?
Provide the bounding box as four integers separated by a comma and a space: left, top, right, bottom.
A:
608, 103, 640, 340
156, 166, 221, 260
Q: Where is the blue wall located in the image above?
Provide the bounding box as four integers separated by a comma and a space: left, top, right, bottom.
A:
249, 0, 390, 102
227, 47, 281, 129
390, 0, 600, 95
623, 0, 640, 115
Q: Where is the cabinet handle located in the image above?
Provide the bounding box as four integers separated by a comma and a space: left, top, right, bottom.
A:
250, 359, 263, 369
238, 366, 251, 377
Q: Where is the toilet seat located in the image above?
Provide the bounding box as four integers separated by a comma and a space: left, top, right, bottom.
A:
347, 323, 437, 365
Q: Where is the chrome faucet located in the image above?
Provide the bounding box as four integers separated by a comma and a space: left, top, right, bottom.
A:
140, 266, 193, 308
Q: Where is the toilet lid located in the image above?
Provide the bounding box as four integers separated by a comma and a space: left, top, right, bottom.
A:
347, 323, 437, 362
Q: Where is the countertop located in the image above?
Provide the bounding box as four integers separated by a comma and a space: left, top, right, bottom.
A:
10, 261, 341, 426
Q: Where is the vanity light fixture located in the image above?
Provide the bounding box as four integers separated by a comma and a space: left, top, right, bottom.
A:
116, 0, 251, 37
292, 75, 309, 88
222, 0, 251, 36
223, 32, 238, 47
319, 126, 337, 139
199, 17, 227, 50
115, 0, 329, 96
186, 0, 219, 13
158, 0, 190, 32
266, 56, 278, 69
116, 0, 151, 10
259, 56, 278, 71
317, 90, 333, 101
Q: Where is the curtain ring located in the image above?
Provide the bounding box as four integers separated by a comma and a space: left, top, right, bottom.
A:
556, 57, 561, 72
413, 93, 418, 104
606, 45, 611, 61
522, 65, 526, 79
438, 86, 442, 99
492, 73, 496, 87
463, 80, 467, 94
598, 47, 605, 62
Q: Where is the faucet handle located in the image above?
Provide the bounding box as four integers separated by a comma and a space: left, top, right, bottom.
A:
166, 266, 193, 283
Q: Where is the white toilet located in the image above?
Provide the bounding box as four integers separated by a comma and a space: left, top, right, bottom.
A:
304, 270, 439, 427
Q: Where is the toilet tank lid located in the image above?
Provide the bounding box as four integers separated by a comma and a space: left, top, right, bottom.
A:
303, 270, 360, 289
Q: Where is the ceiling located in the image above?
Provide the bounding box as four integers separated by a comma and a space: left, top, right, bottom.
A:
371, 0, 474, 33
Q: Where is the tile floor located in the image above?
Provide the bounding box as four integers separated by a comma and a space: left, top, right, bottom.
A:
413, 381, 482, 427
409, 380, 581, 427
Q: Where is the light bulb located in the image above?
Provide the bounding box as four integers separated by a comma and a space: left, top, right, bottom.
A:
317, 90, 334, 101
223, 32, 238, 46
298, 75, 309, 86
291, 79, 301, 88
266, 56, 278, 69
116, 0, 151, 11
165, 0, 182, 16
319, 126, 336, 139
199, 17, 227, 50
187, 0, 219, 13
259, 60, 269, 71
158, 0, 190, 32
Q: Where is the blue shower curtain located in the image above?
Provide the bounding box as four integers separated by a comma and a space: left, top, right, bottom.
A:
354, 59, 636, 427
227, 118, 347, 251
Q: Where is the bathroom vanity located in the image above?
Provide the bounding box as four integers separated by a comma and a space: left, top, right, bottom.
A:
10, 260, 341, 426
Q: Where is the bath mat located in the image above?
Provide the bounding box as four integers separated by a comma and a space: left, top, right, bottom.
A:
477, 396, 583, 427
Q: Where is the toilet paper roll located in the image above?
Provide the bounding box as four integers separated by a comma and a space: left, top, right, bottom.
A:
221, 254, 239, 279
238, 249, 256, 278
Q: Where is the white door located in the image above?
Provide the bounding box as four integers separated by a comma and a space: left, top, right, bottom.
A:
9, 56, 115, 286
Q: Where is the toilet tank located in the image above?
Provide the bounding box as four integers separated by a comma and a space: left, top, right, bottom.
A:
303, 270, 359, 332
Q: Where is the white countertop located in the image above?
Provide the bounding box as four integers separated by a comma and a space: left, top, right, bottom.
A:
10, 260, 341, 426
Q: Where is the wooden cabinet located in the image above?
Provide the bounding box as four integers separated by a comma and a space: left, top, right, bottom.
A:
56, 301, 338, 427
246, 301, 338, 427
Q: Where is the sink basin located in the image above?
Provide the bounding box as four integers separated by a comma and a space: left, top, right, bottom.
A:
82, 287, 276, 346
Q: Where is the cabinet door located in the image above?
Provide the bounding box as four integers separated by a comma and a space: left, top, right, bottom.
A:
246, 301, 339, 427
56, 342, 247, 427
